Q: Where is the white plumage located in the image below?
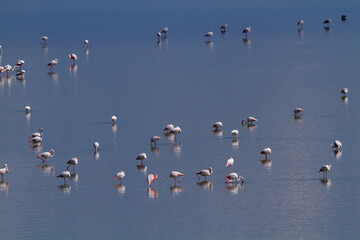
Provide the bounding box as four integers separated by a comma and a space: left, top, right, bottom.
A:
113, 171, 125, 184
212, 122, 223, 129
225, 172, 244, 184
169, 171, 184, 184
260, 147, 271, 160
0, 164, 9, 181
67, 157, 78, 171
147, 173, 158, 186
331, 140, 342, 149
196, 167, 213, 181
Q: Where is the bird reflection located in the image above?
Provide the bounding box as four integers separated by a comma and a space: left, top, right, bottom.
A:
197, 180, 213, 191
332, 150, 342, 159
320, 178, 332, 188
48, 72, 58, 83
341, 96, 348, 104
232, 139, 239, 148
94, 151, 99, 160
225, 182, 244, 194
298, 29, 304, 35
169, 142, 182, 155
247, 125, 258, 131
114, 184, 126, 196
260, 159, 272, 169
136, 164, 147, 174
112, 123, 117, 134
37, 164, 55, 175
243, 38, 251, 48
294, 115, 303, 121
58, 184, 71, 194
324, 27, 331, 32
170, 185, 184, 196
147, 187, 158, 198
25, 112, 31, 119
70, 64, 78, 72
70, 173, 79, 183
164, 132, 175, 140
30, 143, 43, 153
205, 40, 214, 50
0, 181, 9, 195
212, 129, 223, 138
151, 146, 160, 154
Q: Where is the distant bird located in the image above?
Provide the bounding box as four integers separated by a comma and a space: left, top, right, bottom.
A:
196, 167, 213, 181
164, 124, 174, 131
37, 149, 55, 164
66, 157, 78, 172
225, 173, 244, 184
41, 36, 48, 44
0, 45, 2, 54
294, 108, 303, 116
151, 136, 161, 147
324, 18, 331, 27
220, 24, 228, 32
242, 26, 251, 39
212, 122, 223, 130
94, 142, 99, 151
25, 106, 31, 113
169, 126, 182, 141
340, 88, 348, 95
57, 170, 71, 184
16, 70, 25, 78
111, 115, 117, 123
161, 27, 169, 37
28, 128, 43, 138
297, 20, 304, 29
226, 157, 234, 173
147, 173, 158, 185
0, 66, 4, 77
15, 59, 25, 70
169, 171, 184, 184
242, 116, 258, 126
4, 65, 15, 77
84, 40, 89, 48
113, 171, 125, 184
204, 31, 214, 41
331, 140, 342, 150
136, 152, 147, 165
157, 32, 161, 38
47, 59, 58, 71
0, 164, 9, 182
341, 14, 347, 21
28, 136, 42, 144
69, 54, 78, 64
319, 164, 331, 178
231, 130, 239, 139
260, 147, 271, 160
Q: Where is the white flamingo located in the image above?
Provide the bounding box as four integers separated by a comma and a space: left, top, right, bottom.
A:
212, 122, 223, 130
341, 88, 348, 95
47, 59, 58, 71
0, 164, 9, 182
226, 157, 234, 173
225, 173, 244, 184
66, 157, 78, 172
136, 152, 147, 165
69, 54, 78, 64
84, 40, 89, 48
4, 65, 15, 77
37, 149, 55, 164
319, 164, 331, 178
260, 147, 271, 160
0, 66, 4, 78
113, 171, 125, 184
242, 26, 251, 39
16, 70, 25, 78
297, 20, 304, 29
294, 108, 303, 116
15, 59, 25, 70
111, 115, 117, 123
94, 142, 99, 151
164, 124, 174, 131
151, 136, 161, 147
24, 106, 30, 113
28, 136, 42, 144
147, 173, 158, 185
331, 140, 342, 150
169, 126, 182, 141
231, 130, 239, 139
161, 27, 169, 37
220, 24, 228, 32
242, 116, 258, 126
204, 31, 214, 41
41, 36, 48, 44
196, 167, 213, 181
28, 128, 43, 138
169, 171, 184, 184
57, 171, 71, 185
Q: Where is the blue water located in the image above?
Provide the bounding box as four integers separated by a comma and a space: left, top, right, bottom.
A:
0, 0, 360, 239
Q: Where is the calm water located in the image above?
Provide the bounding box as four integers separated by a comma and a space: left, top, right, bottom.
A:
1, 0, 360, 239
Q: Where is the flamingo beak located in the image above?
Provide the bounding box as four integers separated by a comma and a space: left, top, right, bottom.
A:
113, 177, 118, 181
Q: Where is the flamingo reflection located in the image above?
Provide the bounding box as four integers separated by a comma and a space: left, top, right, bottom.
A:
58, 184, 71, 194
0, 181, 9, 195
114, 184, 126, 196
37, 164, 55, 175
225, 182, 244, 194
196, 180, 213, 191
170, 185, 184, 196
147, 187, 158, 198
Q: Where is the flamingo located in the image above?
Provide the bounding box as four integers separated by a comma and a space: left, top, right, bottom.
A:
136, 152, 147, 165
212, 122, 223, 130
0, 164, 9, 182
151, 136, 161, 147
297, 20, 304, 29
220, 24, 228, 32
331, 140, 342, 150
94, 142, 99, 151
113, 171, 125, 184
260, 147, 271, 160
57, 171, 71, 185
196, 167, 213, 181
242, 116, 258, 126
111, 115, 117, 123
15, 59, 25, 70
340, 88, 348, 95
69, 54, 78, 64
147, 173, 158, 185
66, 157, 78, 172
169, 126, 182, 141
37, 149, 55, 164
204, 31, 214, 41
242, 26, 251, 39
231, 130, 239, 139
29, 136, 42, 144
342, 14, 347, 21
84, 40, 89, 48
28, 128, 43, 138
157, 32, 161, 38
4, 65, 15, 77
161, 27, 169, 37
319, 164, 331, 178
324, 18, 331, 27
47, 59, 58, 72
0, 45, 2, 54
41, 36, 48, 44
16, 70, 25, 78
294, 108, 303, 116
0, 66, 4, 78
164, 124, 174, 131
226, 157, 234, 173
169, 171, 184, 184
25, 106, 31, 113
225, 173, 244, 184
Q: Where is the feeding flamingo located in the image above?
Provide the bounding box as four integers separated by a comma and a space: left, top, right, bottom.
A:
0, 164, 9, 182
66, 157, 78, 172
113, 171, 125, 184
260, 147, 271, 160
169, 171, 184, 184
225, 173, 244, 184
57, 171, 71, 185
47, 59, 58, 72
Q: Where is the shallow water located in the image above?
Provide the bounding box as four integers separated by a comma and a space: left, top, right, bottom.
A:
0, 0, 360, 239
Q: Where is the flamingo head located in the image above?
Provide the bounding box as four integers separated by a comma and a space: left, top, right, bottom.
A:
239, 176, 244, 184
209, 167, 213, 174
50, 149, 55, 155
